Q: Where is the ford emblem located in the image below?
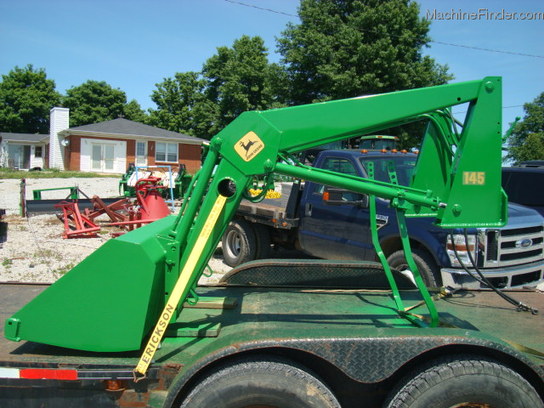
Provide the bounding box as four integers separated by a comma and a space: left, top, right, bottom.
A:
515, 238, 533, 248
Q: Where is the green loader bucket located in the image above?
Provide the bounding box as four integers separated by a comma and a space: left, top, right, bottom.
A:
4, 216, 175, 352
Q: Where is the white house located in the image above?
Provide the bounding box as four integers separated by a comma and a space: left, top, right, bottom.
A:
0, 108, 204, 174
0, 132, 48, 169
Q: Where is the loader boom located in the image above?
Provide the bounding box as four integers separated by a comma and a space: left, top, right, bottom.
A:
5, 78, 507, 379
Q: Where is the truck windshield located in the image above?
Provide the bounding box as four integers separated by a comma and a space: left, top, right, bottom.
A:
359, 156, 417, 186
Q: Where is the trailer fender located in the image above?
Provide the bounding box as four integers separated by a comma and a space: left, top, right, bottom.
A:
163, 330, 544, 407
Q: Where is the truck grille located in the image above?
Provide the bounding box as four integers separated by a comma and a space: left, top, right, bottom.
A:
482, 225, 544, 268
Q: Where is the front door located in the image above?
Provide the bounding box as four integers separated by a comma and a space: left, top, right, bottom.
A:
91, 143, 115, 172
135, 141, 147, 166
8, 144, 31, 169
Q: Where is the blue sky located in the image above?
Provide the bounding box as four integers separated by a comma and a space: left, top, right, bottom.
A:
1, 0, 542, 133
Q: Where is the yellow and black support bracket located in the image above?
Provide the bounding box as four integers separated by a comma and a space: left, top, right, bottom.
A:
133, 194, 229, 381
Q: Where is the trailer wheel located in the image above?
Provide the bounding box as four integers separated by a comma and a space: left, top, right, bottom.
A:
180, 357, 340, 408
385, 355, 543, 408
222, 220, 257, 267
386, 249, 439, 287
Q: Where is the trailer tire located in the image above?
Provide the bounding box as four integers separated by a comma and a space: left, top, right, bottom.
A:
222, 220, 257, 267
180, 357, 341, 408
385, 355, 544, 408
386, 249, 439, 287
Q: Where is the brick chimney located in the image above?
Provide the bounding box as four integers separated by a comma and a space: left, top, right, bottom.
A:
49, 107, 69, 169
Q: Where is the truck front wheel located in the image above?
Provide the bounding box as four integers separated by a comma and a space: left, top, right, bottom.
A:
386, 249, 439, 287
222, 220, 257, 267
385, 355, 543, 408
180, 357, 341, 408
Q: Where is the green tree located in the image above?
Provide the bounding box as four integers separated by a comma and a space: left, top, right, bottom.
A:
62, 80, 127, 126
123, 99, 148, 123
148, 72, 213, 138
505, 92, 544, 164
202, 35, 284, 134
149, 36, 283, 139
277, 0, 452, 105
0, 65, 61, 133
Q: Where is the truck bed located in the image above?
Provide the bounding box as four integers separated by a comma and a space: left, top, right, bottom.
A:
237, 182, 298, 228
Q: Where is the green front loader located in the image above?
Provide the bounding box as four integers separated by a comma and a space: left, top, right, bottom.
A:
5, 78, 507, 378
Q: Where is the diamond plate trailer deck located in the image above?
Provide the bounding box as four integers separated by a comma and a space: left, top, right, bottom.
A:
1, 273, 543, 408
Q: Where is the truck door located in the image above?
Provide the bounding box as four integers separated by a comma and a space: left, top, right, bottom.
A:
298, 156, 375, 260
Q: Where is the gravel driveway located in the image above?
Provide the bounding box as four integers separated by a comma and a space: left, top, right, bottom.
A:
0, 177, 232, 284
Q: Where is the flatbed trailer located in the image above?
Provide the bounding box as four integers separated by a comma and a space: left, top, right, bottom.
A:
1, 268, 543, 407
4, 78, 544, 407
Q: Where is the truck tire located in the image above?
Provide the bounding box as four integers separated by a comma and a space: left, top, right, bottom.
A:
386, 249, 440, 287
180, 357, 341, 408
253, 223, 271, 259
385, 355, 543, 408
222, 220, 257, 267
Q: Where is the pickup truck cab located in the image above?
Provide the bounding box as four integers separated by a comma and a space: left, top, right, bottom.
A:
502, 165, 544, 216
224, 150, 544, 289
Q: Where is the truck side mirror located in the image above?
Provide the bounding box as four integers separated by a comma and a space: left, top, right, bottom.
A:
323, 187, 369, 208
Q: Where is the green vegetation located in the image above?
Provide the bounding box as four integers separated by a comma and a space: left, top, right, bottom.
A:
0, 64, 61, 134
62, 80, 146, 127
278, 0, 451, 104
0, 67, 145, 132
504, 92, 544, 164
0, 168, 120, 179
148, 35, 284, 138
53, 262, 76, 276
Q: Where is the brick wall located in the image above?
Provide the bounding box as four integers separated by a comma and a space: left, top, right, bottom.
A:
65, 135, 201, 173
179, 144, 201, 174
65, 135, 81, 171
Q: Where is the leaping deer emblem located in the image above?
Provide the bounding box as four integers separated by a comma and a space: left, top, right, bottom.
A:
239, 139, 256, 158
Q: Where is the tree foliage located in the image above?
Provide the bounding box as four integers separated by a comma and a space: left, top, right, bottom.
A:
202, 35, 284, 133
148, 71, 212, 137
123, 99, 148, 123
277, 0, 452, 104
0, 65, 61, 133
62, 80, 128, 127
505, 92, 544, 164
149, 36, 283, 139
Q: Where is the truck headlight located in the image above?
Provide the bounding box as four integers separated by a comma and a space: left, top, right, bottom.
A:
446, 234, 477, 267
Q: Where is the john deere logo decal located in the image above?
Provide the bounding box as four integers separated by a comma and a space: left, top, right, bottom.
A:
235, 131, 265, 162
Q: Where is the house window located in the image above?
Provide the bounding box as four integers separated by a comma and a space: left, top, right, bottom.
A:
156, 142, 178, 162
34, 146, 43, 158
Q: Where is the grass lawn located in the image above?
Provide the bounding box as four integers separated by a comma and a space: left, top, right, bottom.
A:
0, 168, 121, 179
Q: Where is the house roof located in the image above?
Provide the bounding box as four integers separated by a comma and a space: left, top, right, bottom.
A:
61, 118, 204, 144
0, 132, 49, 143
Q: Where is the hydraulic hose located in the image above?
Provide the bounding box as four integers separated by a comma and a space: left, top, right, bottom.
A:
448, 232, 538, 315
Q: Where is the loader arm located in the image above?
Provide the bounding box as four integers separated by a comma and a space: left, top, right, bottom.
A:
165, 76, 505, 325
5, 78, 506, 377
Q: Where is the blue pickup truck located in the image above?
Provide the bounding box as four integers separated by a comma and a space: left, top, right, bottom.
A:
502, 164, 544, 216
222, 150, 544, 289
